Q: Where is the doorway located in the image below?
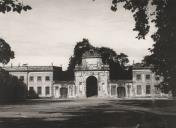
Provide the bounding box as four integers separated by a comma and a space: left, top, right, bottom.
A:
86, 76, 98, 97
60, 87, 68, 98
117, 87, 126, 98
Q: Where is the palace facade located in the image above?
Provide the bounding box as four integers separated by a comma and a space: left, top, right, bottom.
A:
3, 49, 168, 98
3, 66, 62, 97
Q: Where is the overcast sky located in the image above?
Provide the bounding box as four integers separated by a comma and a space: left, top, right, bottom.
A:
0, 0, 154, 70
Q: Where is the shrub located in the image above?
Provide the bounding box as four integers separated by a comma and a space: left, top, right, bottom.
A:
0, 68, 28, 102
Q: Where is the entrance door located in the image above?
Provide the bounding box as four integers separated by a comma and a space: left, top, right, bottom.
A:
60, 87, 68, 98
117, 87, 126, 98
55, 87, 59, 98
86, 76, 98, 97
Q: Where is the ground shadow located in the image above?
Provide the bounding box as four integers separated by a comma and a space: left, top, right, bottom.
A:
0, 100, 176, 128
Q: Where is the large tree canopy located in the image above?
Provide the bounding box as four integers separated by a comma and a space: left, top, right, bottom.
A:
0, 38, 14, 64
67, 38, 131, 80
0, 0, 31, 13
0, 0, 31, 64
0, 0, 31, 102
67, 39, 93, 73
111, 0, 176, 95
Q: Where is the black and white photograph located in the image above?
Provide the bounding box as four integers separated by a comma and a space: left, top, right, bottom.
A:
0, 0, 176, 128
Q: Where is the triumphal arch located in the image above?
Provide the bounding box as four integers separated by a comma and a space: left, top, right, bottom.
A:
74, 49, 110, 97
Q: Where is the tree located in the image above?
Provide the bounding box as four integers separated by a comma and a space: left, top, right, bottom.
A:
0, 0, 31, 102
98, 47, 117, 64
0, 69, 28, 102
67, 38, 93, 80
98, 47, 130, 80
73, 38, 93, 65
0, 38, 14, 64
117, 53, 129, 68
67, 39, 131, 80
0, 0, 31, 64
111, 0, 176, 95
0, 0, 31, 13
67, 38, 93, 72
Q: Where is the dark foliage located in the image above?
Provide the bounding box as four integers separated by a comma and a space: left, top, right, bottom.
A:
0, 0, 31, 14
111, 0, 176, 95
111, 0, 150, 39
0, 0, 31, 65
0, 38, 14, 64
67, 39, 93, 80
0, 69, 28, 102
68, 38, 93, 71
98, 47, 131, 80
54, 70, 73, 81
28, 88, 38, 99
67, 38, 132, 80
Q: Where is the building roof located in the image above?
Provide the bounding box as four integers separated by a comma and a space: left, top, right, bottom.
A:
82, 49, 101, 58
110, 80, 132, 83
132, 63, 153, 70
54, 81, 75, 84
2, 66, 62, 72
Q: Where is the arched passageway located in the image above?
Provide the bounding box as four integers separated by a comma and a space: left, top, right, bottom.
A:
86, 76, 98, 97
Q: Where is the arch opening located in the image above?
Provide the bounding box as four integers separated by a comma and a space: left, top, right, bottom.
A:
86, 76, 98, 97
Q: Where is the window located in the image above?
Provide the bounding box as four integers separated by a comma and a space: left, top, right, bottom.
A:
146, 85, 151, 94
45, 76, 50, 81
37, 76, 42, 81
146, 74, 151, 80
37, 87, 42, 95
45, 87, 50, 95
29, 76, 34, 82
19, 76, 24, 81
136, 74, 141, 80
79, 82, 82, 85
137, 85, 142, 95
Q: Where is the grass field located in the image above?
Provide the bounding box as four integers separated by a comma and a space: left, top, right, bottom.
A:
0, 98, 176, 128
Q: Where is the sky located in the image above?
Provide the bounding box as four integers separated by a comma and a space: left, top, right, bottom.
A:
0, 0, 154, 70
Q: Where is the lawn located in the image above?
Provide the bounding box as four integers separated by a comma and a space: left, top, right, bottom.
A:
0, 98, 176, 128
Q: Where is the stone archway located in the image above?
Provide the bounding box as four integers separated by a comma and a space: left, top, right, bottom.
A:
117, 87, 126, 98
86, 76, 98, 97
